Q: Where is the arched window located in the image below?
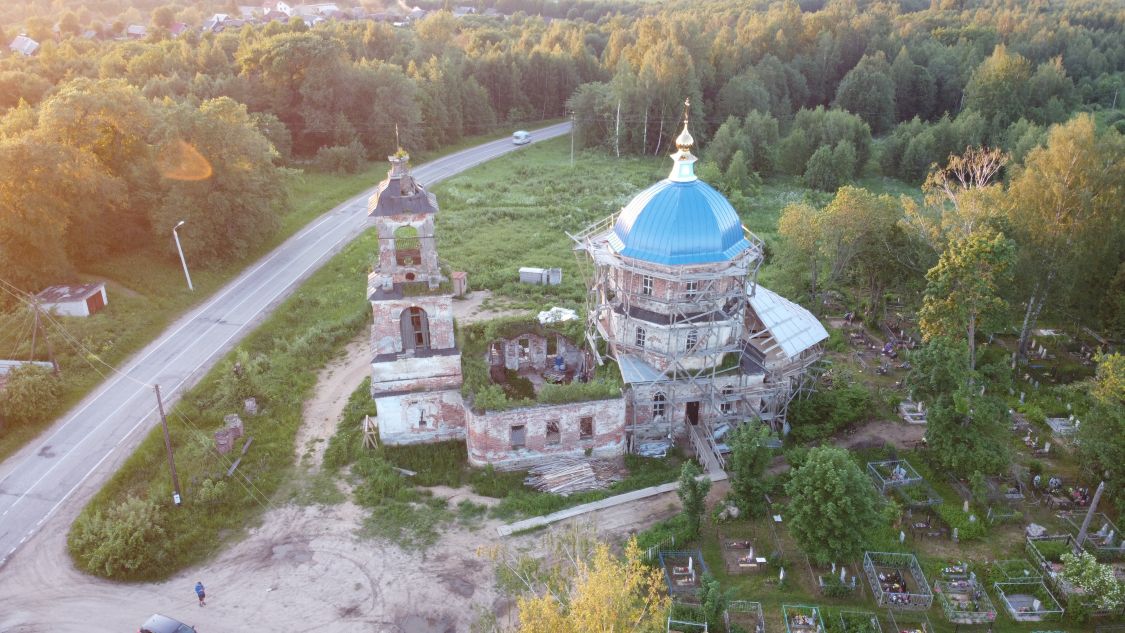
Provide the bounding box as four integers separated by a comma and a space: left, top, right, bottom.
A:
652, 392, 666, 419
400, 306, 430, 352
394, 225, 420, 266
720, 386, 735, 414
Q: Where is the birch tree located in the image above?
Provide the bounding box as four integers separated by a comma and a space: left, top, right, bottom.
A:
919, 230, 1016, 370
1007, 115, 1125, 361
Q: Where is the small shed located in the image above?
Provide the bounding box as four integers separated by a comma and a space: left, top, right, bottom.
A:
518, 267, 562, 285
451, 271, 468, 297
36, 282, 108, 317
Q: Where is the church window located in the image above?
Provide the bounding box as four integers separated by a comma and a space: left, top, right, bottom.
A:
579, 417, 594, 439
401, 306, 430, 352
641, 275, 653, 296
635, 326, 646, 348
652, 392, 667, 419
510, 425, 526, 449
686, 329, 699, 352
721, 386, 735, 414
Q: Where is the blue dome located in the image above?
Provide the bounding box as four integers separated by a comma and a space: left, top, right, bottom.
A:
608, 179, 750, 266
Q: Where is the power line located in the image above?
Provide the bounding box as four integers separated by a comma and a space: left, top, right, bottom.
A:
0, 277, 153, 388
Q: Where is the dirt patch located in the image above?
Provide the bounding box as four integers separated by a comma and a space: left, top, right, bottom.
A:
452, 289, 530, 325
834, 419, 926, 451
296, 331, 372, 469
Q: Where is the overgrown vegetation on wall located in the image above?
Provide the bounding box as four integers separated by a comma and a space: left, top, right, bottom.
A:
458, 314, 622, 412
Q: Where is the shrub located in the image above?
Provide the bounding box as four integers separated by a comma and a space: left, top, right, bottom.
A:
68, 495, 171, 578
313, 141, 365, 174
0, 364, 61, 427
787, 381, 872, 443
933, 503, 987, 541
635, 513, 693, 552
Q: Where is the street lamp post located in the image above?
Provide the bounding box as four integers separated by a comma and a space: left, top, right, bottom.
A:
172, 220, 194, 291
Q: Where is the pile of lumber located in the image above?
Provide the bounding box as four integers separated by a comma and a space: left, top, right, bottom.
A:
524, 458, 625, 495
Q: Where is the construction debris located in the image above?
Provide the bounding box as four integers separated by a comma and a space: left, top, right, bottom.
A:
524, 458, 625, 495
636, 439, 672, 458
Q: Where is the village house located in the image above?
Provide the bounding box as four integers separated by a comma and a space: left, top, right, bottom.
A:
8, 35, 40, 56
366, 115, 825, 472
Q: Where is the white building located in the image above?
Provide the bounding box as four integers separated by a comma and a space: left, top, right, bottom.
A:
36, 282, 108, 317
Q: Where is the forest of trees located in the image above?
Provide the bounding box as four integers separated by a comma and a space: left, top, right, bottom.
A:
1, 0, 1122, 319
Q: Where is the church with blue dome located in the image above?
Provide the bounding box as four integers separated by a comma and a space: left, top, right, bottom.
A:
572, 106, 828, 470
367, 105, 826, 473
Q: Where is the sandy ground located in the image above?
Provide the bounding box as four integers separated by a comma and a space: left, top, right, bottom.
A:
834, 419, 927, 450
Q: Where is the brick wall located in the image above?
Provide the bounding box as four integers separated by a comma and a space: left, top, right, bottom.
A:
465, 398, 627, 468
376, 390, 467, 445
373, 213, 440, 284
492, 332, 582, 372
609, 265, 742, 314
370, 295, 456, 355
371, 354, 463, 393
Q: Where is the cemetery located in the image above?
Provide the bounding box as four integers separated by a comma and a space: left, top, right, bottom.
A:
867, 460, 923, 493
933, 575, 996, 625
723, 601, 764, 633
863, 552, 933, 611
837, 610, 883, 633
1062, 512, 1123, 560
887, 610, 934, 633
659, 550, 709, 597
993, 579, 1065, 622
782, 605, 824, 633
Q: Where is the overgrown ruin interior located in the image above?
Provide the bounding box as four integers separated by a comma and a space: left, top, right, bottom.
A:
369, 117, 827, 473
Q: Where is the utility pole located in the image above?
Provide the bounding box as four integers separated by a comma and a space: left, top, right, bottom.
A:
28, 300, 59, 374
155, 384, 183, 506
172, 220, 194, 292
615, 99, 621, 158
570, 112, 575, 167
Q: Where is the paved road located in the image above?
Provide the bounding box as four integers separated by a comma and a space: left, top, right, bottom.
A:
0, 122, 571, 569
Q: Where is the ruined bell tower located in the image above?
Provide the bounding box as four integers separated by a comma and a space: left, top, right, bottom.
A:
368, 150, 466, 445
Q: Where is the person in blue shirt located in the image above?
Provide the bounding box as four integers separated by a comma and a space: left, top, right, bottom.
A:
194, 581, 206, 606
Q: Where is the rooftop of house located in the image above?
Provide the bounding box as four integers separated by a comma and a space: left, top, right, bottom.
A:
9, 35, 40, 56
36, 282, 105, 304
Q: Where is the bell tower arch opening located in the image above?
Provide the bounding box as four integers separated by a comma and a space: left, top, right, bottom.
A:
394, 225, 421, 267
400, 306, 431, 353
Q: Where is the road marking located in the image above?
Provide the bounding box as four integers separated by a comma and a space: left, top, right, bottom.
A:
0, 215, 362, 524
0, 199, 367, 492
0, 226, 360, 556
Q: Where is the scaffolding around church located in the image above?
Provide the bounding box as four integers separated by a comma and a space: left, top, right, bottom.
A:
570, 213, 823, 471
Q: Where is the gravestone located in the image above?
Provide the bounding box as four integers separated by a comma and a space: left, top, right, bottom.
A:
224, 413, 244, 439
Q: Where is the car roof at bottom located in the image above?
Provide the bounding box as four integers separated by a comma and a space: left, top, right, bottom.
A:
141, 613, 194, 633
